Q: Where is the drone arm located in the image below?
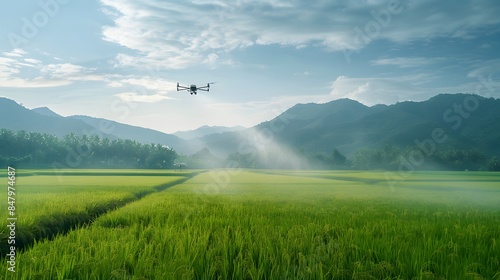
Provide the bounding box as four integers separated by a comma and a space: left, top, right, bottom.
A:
177, 85, 189, 91
197, 83, 211, 92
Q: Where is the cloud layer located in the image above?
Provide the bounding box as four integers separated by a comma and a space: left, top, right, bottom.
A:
100, 0, 500, 69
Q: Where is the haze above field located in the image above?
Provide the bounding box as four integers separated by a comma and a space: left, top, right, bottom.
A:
1, 1, 499, 133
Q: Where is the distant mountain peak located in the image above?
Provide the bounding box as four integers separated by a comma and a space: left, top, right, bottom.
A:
32, 107, 61, 117
0, 97, 23, 107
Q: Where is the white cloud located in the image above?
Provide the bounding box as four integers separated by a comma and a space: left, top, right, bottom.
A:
2, 49, 27, 57
0, 51, 105, 88
100, 0, 500, 69
329, 72, 500, 106
203, 53, 219, 67
115, 91, 173, 103
294, 70, 311, 76
24, 58, 42, 65
41, 63, 92, 78
329, 75, 437, 105
0, 78, 71, 88
467, 59, 500, 79
382, 1, 500, 42
106, 75, 177, 93
105, 75, 179, 103
371, 57, 440, 68
118, 77, 177, 92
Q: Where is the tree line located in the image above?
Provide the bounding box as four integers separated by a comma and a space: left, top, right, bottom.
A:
2, 128, 497, 171
349, 145, 498, 171
0, 129, 177, 169
317, 145, 497, 171
225, 146, 498, 171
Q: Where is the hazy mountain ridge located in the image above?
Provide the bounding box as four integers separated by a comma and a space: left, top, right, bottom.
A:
1, 94, 499, 161
0, 98, 101, 138
32, 107, 62, 117
174, 125, 246, 139
198, 94, 500, 158
69, 115, 188, 153
0, 98, 190, 153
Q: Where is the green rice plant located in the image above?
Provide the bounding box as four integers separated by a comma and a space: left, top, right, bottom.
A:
0, 173, 189, 257
1, 170, 499, 279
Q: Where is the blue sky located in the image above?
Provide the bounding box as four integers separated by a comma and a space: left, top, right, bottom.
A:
1, 0, 499, 133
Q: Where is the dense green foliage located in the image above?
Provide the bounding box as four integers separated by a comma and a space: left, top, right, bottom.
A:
225, 146, 497, 171
2, 170, 499, 279
349, 145, 494, 171
2, 127, 497, 171
0, 170, 194, 256
0, 129, 178, 169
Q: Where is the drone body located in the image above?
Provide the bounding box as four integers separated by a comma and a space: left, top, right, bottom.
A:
177, 82, 212, 95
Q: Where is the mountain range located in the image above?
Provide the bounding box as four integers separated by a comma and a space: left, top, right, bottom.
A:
173, 125, 246, 140
194, 94, 500, 159
1, 94, 499, 160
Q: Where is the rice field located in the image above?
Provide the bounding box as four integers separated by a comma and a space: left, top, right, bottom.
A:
1, 169, 499, 279
0, 169, 197, 257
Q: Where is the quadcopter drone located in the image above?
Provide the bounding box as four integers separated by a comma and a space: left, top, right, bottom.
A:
177, 82, 214, 95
